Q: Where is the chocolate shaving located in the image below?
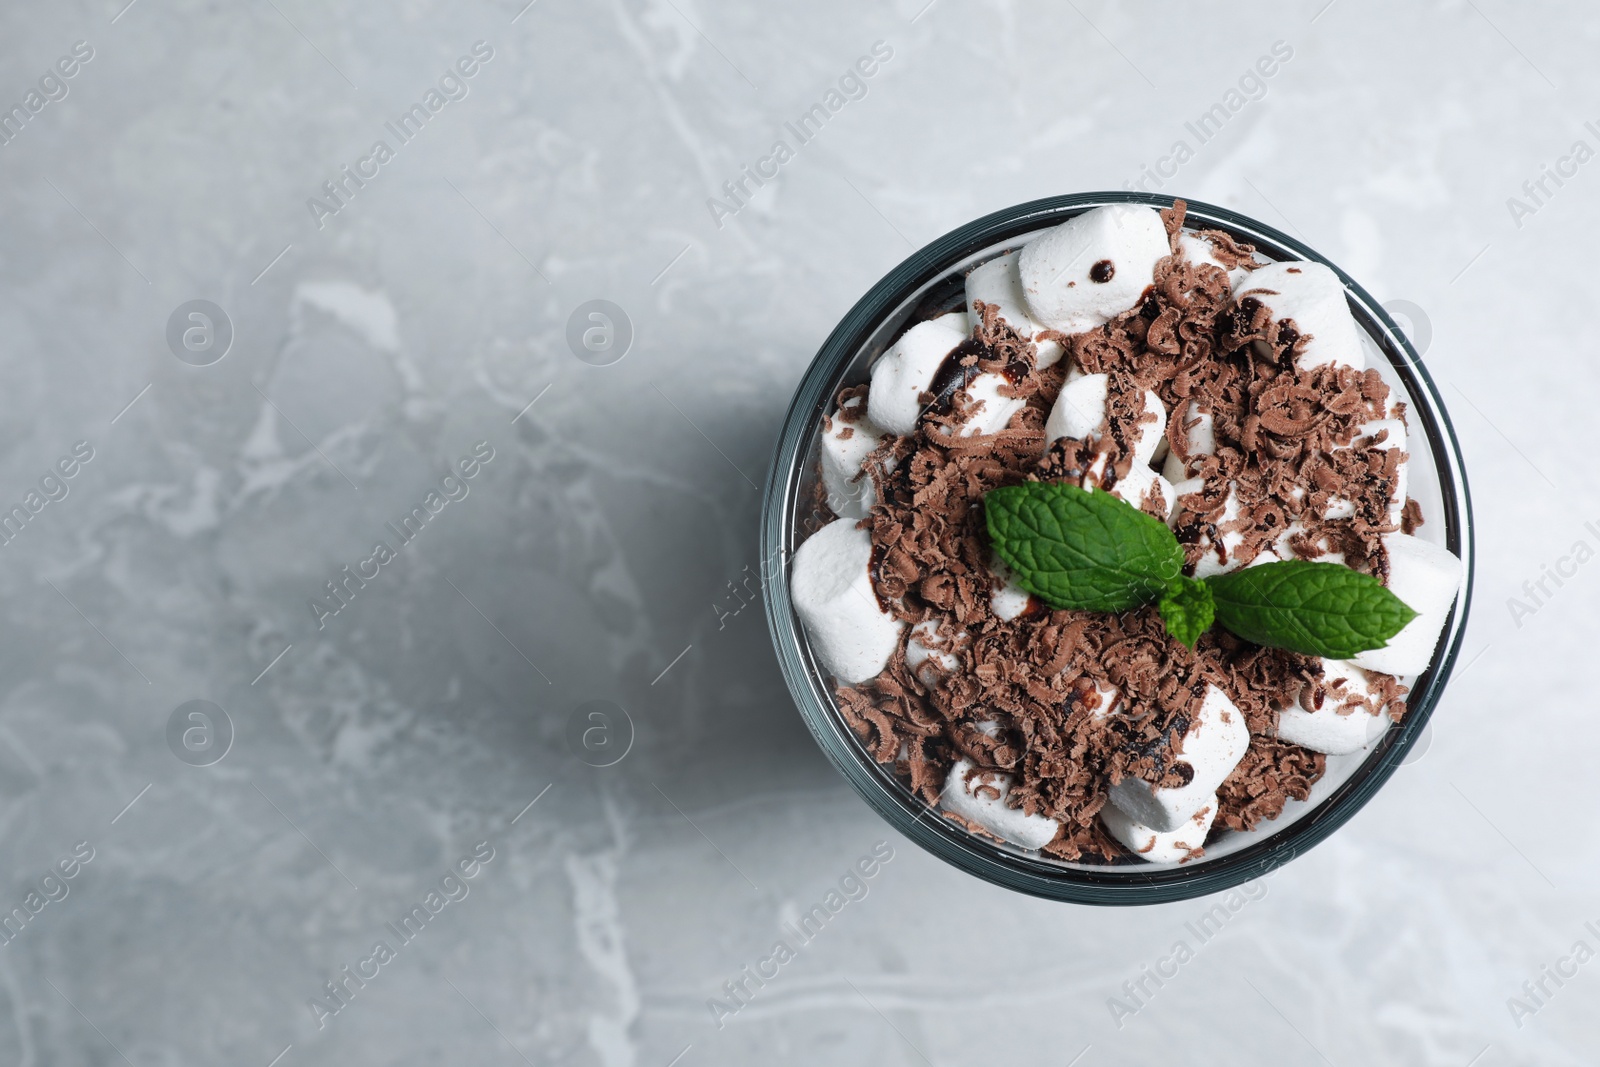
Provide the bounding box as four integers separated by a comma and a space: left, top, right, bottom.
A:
1215, 739, 1325, 833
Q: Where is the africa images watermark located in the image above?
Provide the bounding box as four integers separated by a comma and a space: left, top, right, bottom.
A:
705, 40, 895, 229
712, 542, 788, 631
1506, 918, 1600, 1029
307, 841, 496, 1030
1505, 121, 1600, 229
1123, 40, 1294, 194
0, 841, 95, 949
309, 441, 496, 629
0, 40, 95, 148
306, 40, 496, 230
1105, 850, 1293, 1028
0, 440, 96, 549
706, 841, 895, 1029
1504, 517, 1600, 628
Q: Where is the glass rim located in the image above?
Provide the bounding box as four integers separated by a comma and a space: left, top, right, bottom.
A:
760, 191, 1476, 905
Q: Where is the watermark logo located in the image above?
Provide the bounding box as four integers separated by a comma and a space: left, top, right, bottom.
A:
166, 700, 234, 767
1106, 846, 1295, 1029
0, 40, 94, 148
0, 440, 94, 549
307, 841, 496, 1031
310, 441, 496, 629
713, 543, 787, 630
706, 841, 895, 1029
1382, 299, 1433, 357
306, 41, 495, 230
1506, 519, 1600, 629
1507, 919, 1600, 1029
0, 841, 94, 949
705, 41, 895, 230
1401, 721, 1433, 766
1124, 41, 1294, 193
166, 300, 233, 366
1506, 125, 1600, 230
565, 300, 632, 366
565, 700, 634, 768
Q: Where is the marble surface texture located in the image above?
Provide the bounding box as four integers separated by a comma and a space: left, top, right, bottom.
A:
0, 0, 1594, 1064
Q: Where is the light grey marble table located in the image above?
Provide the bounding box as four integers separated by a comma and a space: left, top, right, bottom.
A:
0, 1, 1593, 1064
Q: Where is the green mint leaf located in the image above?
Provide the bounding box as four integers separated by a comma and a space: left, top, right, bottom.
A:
985, 482, 1184, 613
1205, 560, 1419, 658
1158, 575, 1215, 648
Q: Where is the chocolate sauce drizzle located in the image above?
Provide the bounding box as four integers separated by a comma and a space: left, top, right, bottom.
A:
920, 336, 1032, 421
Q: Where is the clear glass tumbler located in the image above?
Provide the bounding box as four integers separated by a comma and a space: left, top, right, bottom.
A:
760, 193, 1474, 904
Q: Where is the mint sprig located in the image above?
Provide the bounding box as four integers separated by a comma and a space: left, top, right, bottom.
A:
985, 482, 1182, 613
1206, 560, 1417, 658
983, 481, 1416, 657
1158, 575, 1215, 649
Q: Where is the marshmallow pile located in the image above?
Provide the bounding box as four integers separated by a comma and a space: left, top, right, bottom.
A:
790, 205, 1464, 865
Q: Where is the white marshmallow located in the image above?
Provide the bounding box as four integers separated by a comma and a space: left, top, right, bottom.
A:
790, 519, 904, 683
934, 371, 1026, 438
820, 398, 888, 520
1355, 417, 1405, 451
965, 251, 1064, 369
1078, 679, 1123, 721
1179, 232, 1253, 289
906, 619, 963, 686
1190, 487, 1259, 578
1178, 232, 1224, 272
943, 759, 1060, 850
1167, 476, 1206, 531
1161, 401, 1216, 483
1351, 533, 1464, 677
1044, 373, 1167, 468
1233, 262, 1364, 373
1324, 418, 1407, 525
1170, 475, 1206, 500
1112, 464, 1177, 522
1107, 685, 1251, 833
1019, 205, 1172, 333
866, 313, 969, 436
989, 560, 1037, 621
1274, 660, 1393, 755
1101, 794, 1217, 864
1271, 519, 1346, 567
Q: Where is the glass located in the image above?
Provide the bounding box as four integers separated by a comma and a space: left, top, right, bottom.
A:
760, 193, 1474, 905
